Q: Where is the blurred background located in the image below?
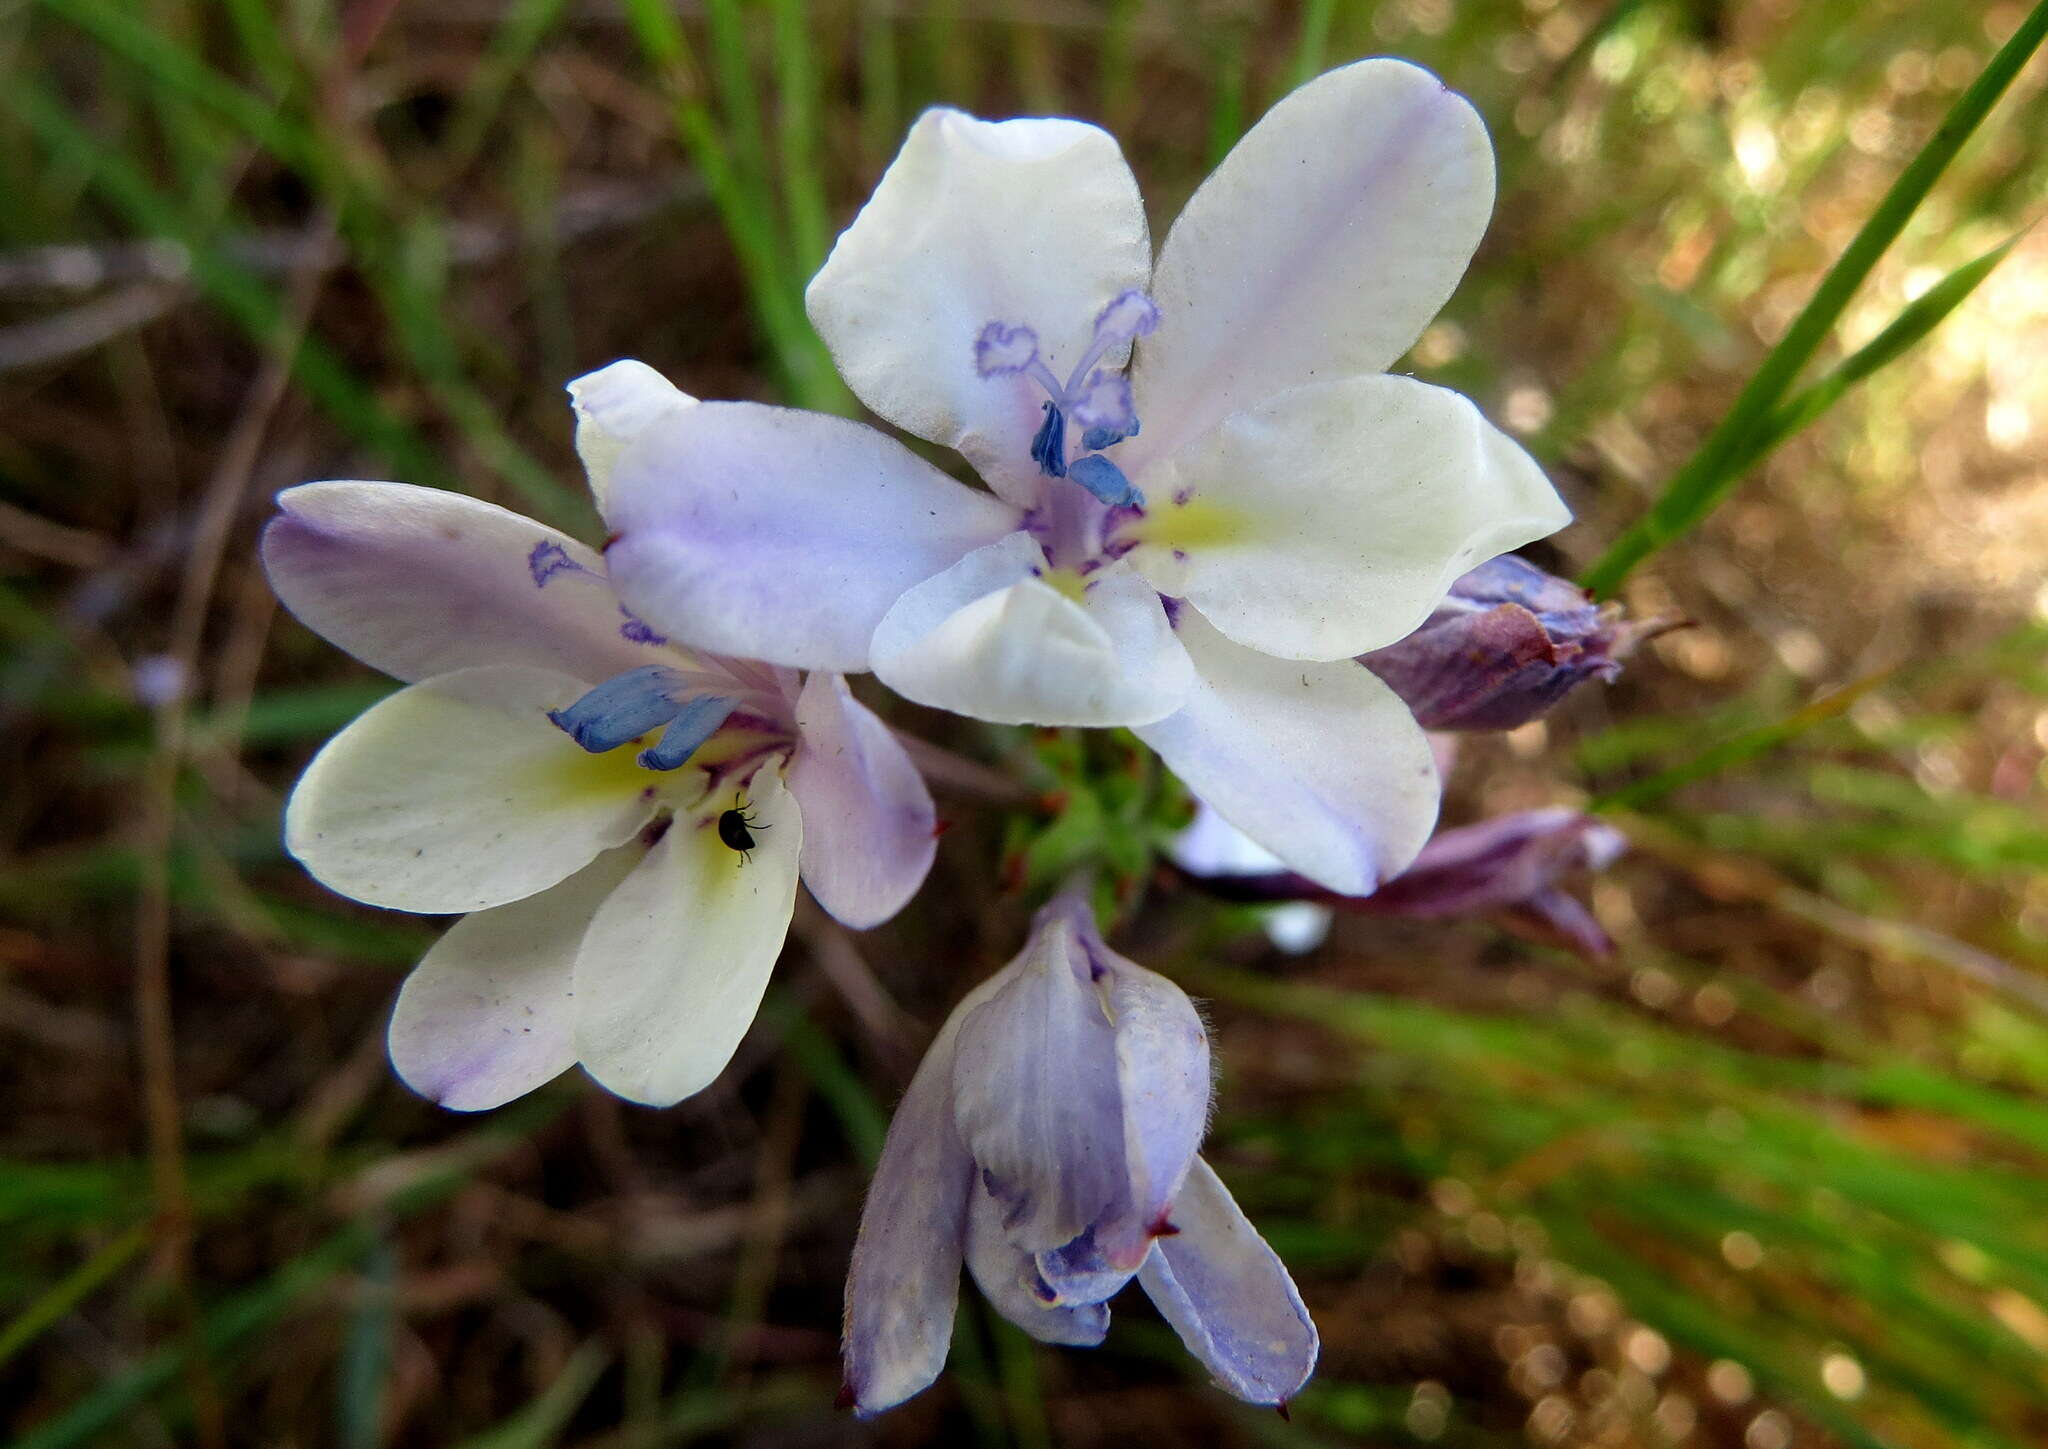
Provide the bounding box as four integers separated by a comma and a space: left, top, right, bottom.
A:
4, 1, 2048, 1445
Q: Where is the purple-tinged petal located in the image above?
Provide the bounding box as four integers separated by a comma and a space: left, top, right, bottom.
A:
1129, 58, 1495, 469
950, 905, 1127, 1255
1069, 903, 1210, 1257
965, 1183, 1111, 1346
786, 672, 936, 929
388, 847, 638, 1111
843, 969, 1017, 1416
1135, 608, 1440, 897
1137, 1157, 1318, 1406
602, 402, 1020, 673
263, 482, 664, 685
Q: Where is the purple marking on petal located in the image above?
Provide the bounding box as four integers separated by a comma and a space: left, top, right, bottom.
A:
618, 608, 668, 646
974, 321, 1041, 377
1161, 596, 1183, 628
528, 539, 583, 587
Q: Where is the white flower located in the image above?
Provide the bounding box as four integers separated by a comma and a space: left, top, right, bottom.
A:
264, 362, 937, 1110
598, 59, 1570, 896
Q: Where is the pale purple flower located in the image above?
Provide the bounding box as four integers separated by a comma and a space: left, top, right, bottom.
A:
842, 896, 1316, 1415
263, 362, 937, 1109
1362, 554, 1669, 731
593, 59, 1572, 899
1177, 803, 1626, 959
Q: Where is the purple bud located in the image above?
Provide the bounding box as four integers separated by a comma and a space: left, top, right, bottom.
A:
1177, 805, 1626, 961
1361, 554, 1673, 731
1364, 809, 1626, 958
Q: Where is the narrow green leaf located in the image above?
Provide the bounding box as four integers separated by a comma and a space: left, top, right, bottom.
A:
0, 1223, 149, 1370
2, 84, 443, 484
1588, 670, 1889, 812
1581, 0, 2048, 596
1736, 232, 2024, 470
452, 1342, 611, 1449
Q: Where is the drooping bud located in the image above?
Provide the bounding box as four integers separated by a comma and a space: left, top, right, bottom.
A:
1176, 804, 1625, 960
841, 894, 1316, 1416
1361, 554, 1671, 731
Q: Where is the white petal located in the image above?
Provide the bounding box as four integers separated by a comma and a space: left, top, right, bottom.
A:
387, 848, 640, 1111
285, 666, 656, 914
786, 673, 935, 929
1132, 375, 1570, 660
1135, 611, 1439, 896
263, 482, 662, 684
806, 110, 1151, 506
1130, 58, 1496, 465
602, 402, 1019, 672
1138, 1157, 1318, 1406
572, 769, 802, 1106
567, 359, 697, 513
871, 534, 1192, 727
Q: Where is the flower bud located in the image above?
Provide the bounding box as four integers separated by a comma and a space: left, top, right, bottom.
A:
1362, 555, 1666, 731
841, 895, 1317, 1415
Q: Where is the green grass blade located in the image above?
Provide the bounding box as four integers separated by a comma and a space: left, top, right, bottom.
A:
1589, 670, 1888, 811
0, 1222, 149, 1371
452, 1341, 611, 1449
1290, 0, 1337, 87
1736, 232, 2024, 470
2, 83, 443, 484
442, 0, 575, 173
1580, 0, 2048, 596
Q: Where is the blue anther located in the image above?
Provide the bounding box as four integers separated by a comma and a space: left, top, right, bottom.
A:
1066, 453, 1143, 509
637, 694, 737, 771
1081, 417, 1139, 452
549, 666, 691, 753
549, 666, 735, 770
1029, 401, 1067, 478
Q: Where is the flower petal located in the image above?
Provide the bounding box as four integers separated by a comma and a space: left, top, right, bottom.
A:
1130, 58, 1495, 465
263, 482, 662, 685
1138, 1156, 1318, 1406
571, 768, 802, 1106
844, 969, 1015, 1416
602, 402, 1019, 672
1133, 374, 1570, 660
871, 534, 1192, 727
387, 847, 640, 1111
786, 672, 936, 929
965, 1183, 1112, 1347
806, 110, 1150, 506
1073, 904, 1210, 1253
951, 905, 1126, 1255
285, 666, 656, 914
1134, 611, 1439, 896
567, 359, 697, 513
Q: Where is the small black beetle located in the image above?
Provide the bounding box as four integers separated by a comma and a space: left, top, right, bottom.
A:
717, 796, 767, 862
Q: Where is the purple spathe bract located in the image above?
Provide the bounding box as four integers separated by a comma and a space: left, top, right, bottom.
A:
1361, 554, 1671, 731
